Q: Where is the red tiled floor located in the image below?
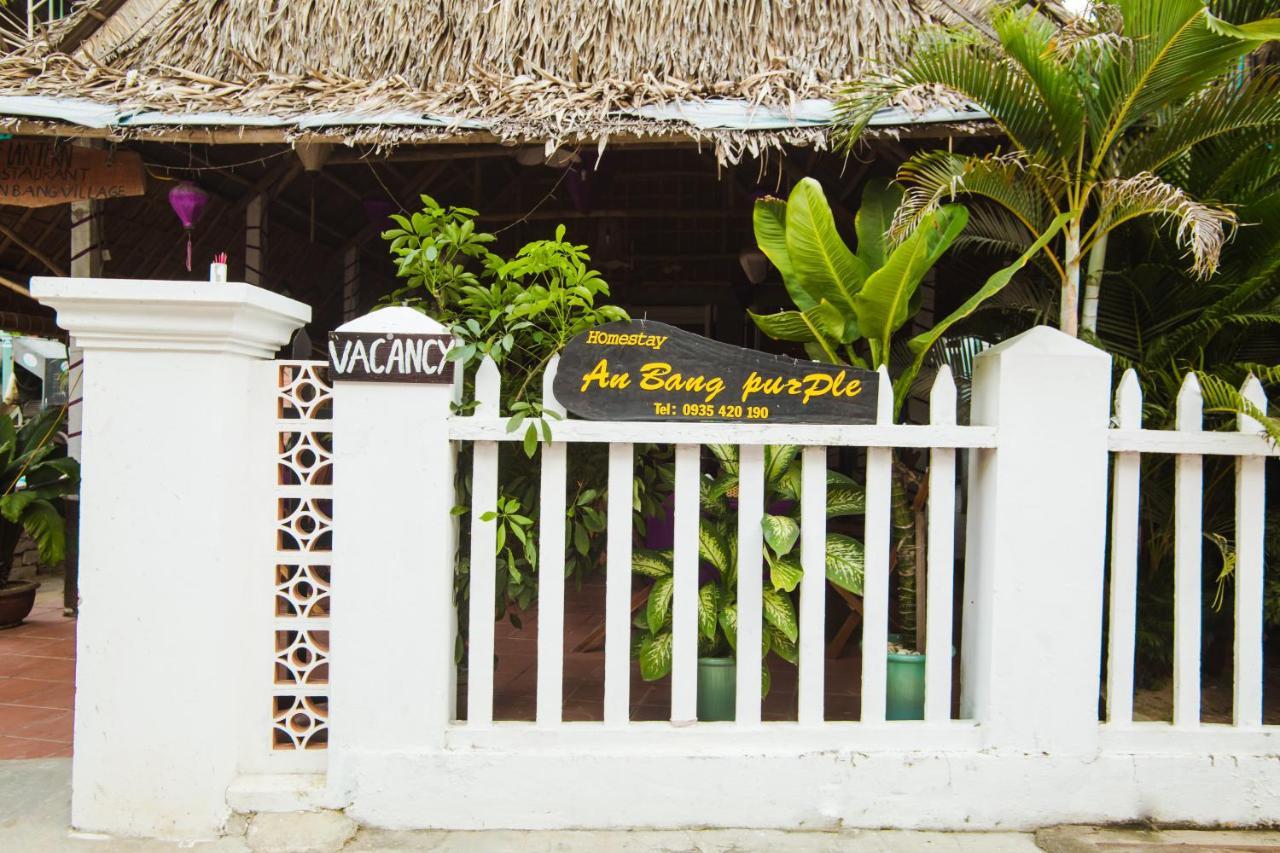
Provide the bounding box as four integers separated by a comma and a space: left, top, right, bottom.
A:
0, 735, 69, 759
0, 578, 75, 759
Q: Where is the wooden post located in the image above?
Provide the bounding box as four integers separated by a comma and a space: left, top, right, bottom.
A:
245, 193, 267, 286
66, 144, 102, 616
342, 247, 361, 321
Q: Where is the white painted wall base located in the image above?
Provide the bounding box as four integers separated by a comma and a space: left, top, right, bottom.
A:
328, 742, 1280, 831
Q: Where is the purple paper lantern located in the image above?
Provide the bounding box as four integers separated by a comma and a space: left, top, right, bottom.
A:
168, 181, 210, 272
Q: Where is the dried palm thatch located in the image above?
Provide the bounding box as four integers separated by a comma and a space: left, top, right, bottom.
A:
0, 0, 997, 158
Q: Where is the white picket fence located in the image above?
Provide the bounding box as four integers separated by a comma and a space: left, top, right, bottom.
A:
451, 355, 982, 728
39, 278, 1280, 839
1104, 369, 1273, 733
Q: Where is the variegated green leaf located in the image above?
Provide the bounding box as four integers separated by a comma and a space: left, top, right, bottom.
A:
639, 632, 673, 681
827, 484, 866, 517
719, 603, 738, 650
762, 587, 799, 643
774, 461, 803, 501
762, 662, 772, 698
825, 533, 865, 595
766, 622, 799, 665
647, 576, 673, 634
698, 583, 720, 641
761, 513, 800, 557
701, 473, 737, 512
769, 553, 804, 593
699, 523, 731, 574
764, 445, 801, 485
706, 444, 739, 476
632, 549, 673, 578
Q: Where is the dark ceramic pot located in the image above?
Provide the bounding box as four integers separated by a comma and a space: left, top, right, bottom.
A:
0, 580, 38, 629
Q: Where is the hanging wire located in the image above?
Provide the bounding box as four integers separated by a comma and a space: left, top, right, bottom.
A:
144, 148, 293, 176
493, 145, 580, 235
364, 161, 404, 211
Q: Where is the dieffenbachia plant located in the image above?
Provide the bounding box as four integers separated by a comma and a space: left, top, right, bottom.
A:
632, 444, 866, 692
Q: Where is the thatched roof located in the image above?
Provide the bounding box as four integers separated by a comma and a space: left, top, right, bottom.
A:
0, 0, 1006, 158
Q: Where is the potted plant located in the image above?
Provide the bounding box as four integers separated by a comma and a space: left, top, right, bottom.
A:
380, 198, 671, 660
0, 408, 79, 629
748, 177, 1065, 717
632, 444, 866, 720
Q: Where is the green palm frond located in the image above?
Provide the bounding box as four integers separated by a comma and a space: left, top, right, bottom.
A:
1222, 189, 1280, 278
834, 23, 1068, 158
1233, 363, 1280, 386
952, 201, 1036, 254
1121, 67, 1280, 177
1140, 276, 1280, 363
1198, 371, 1279, 443
991, 5, 1087, 162
983, 276, 1057, 325
1089, 0, 1271, 162
893, 150, 1056, 244
1189, 132, 1280, 201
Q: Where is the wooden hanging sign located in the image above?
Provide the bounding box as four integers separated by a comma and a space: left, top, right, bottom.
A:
553, 320, 879, 424
327, 331, 455, 383
0, 141, 145, 207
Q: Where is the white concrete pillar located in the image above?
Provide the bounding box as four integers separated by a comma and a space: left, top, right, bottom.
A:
31, 277, 309, 839
326, 308, 458, 809
960, 326, 1112, 753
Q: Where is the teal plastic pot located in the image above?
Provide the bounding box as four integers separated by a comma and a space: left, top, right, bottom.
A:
886, 649, 927, 720
885, 643, 956, 720
697, 657, 737, 721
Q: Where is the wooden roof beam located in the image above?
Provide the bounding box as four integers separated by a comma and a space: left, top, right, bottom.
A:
0, 208, 38, 260
0, 221, 66, 277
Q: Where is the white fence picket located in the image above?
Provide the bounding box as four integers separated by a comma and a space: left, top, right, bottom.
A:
1106, 370, 1143, 726
1174, 373, 1204, 728
467, 356, 501, 726
735, 444, 765, 725
797, 445, 827, 726
604, 442, 634, 726
924, 367, 957, 722
671, 443, 701, 723
1234, 376, 1268, 728
861, 366, 894, 723
536, 357, 567, 727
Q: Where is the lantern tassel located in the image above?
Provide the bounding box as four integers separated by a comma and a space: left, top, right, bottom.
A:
185, 229, 193, 272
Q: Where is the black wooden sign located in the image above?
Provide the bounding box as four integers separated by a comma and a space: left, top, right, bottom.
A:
327, 331, 454, 383
553, 320, 878, 424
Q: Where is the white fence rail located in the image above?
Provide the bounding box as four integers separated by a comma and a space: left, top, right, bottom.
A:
1104, 369, 1275, 732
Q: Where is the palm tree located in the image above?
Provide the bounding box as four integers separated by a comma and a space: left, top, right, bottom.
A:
833, 0, 1280, 338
